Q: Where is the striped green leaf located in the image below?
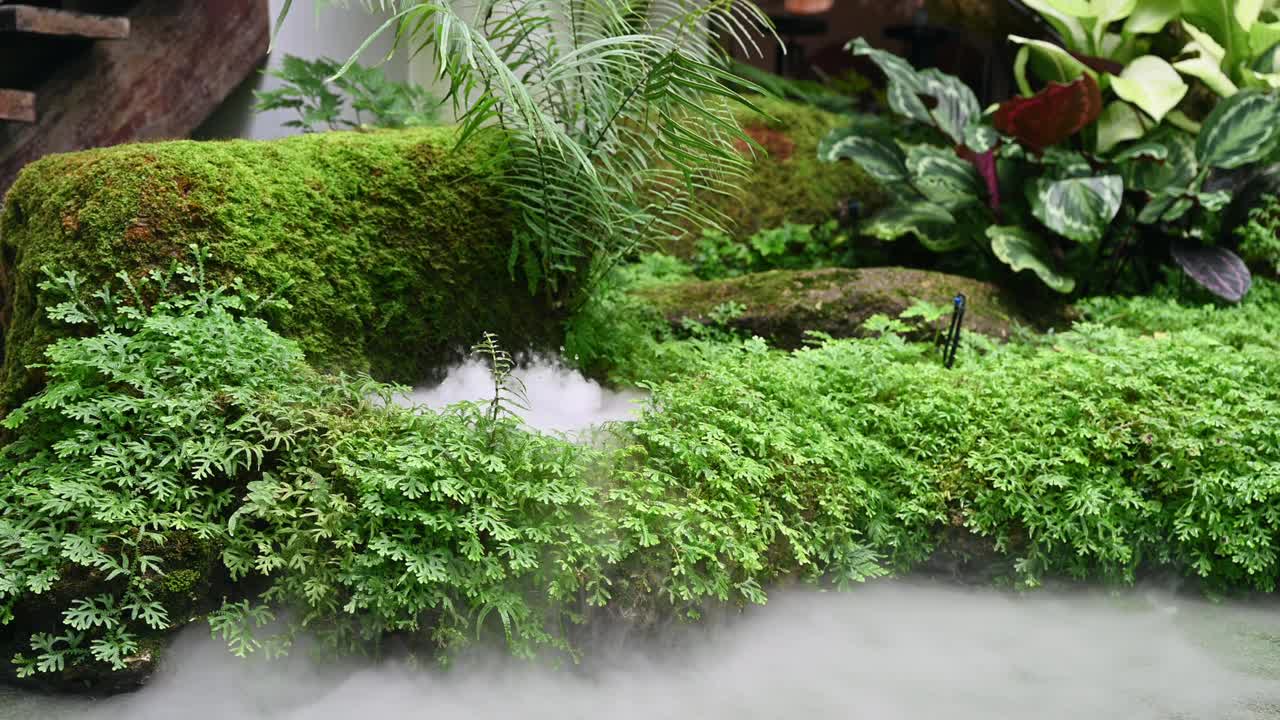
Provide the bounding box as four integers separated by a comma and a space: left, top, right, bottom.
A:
1028, 175, 1124, 244
821, 136, 907, 183
1196, 89, 1280, 168
861, 201, 955, 242
906, 145, 982, 209
1121, 129, 1197, 191
848, 38, 979, 144
986, 225, 1076, 293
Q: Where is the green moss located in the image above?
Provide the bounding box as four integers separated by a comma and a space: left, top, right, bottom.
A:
636, 267, 1032, 347
0, 127, 559, 411
665, 95, 886, 257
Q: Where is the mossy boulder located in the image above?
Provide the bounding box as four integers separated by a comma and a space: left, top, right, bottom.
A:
636, 267, 1031, 347
666, 95, 886, 257
0, 127, 559, 412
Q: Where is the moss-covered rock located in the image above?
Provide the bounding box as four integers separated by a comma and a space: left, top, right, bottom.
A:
665, 95, 886, 257
636, 267, 1032, 347
0, 127, 559, 412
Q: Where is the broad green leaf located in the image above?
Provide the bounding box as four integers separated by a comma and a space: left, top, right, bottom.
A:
1021, 0, 1091, 52
986, 225, 1076, 293
1009, 36, 1092, 96
1028, 175, 1124, 243
1096, 101, 1148, 152
850, 38, 981, 143
1173, 22, 1239, 96
821, 136, 908, 182
1250, 24, 1280, 63
1091, 0, 1140, 52
1123, 0, 1181, 33
1109, 56, 1188, 121
860, 201, 955, 242
906, 145, 983, 208
1196, 89, 1280, 168
1237, 0, 1264, 29
1046, 0, 1095, 15
1181, 0, 1252, 76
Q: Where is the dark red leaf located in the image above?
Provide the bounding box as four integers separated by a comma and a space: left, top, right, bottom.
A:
1067, 52, 1124, 76
994, 75, 1103, 153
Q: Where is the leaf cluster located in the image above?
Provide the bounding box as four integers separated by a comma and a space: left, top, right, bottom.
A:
253, 54, 441, 132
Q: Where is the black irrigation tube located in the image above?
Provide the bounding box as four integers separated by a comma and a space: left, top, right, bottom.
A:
943, 293, 965, 370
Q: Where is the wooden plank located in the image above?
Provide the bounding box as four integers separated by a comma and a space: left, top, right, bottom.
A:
0, 0, 269, 196
0, 5, 129, 39
0, 90, 35, 122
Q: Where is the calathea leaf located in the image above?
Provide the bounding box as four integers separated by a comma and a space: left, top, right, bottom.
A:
1028, 175, 1124, 243
993, 74, 1103, 152
847, 37, 934, 126
821, 136, 908, 182
1109, 55, 1188, 122
986, 225, 1076, 293
860, 201, 955, 242
847, 38, 980, 145
1170, 244, 1252, 301
963, 123, 999, 154
1122, 128, 1198, 192
1196, 89, 1280, 169
906, 145, 983, 209
1137, 189, 1185, 223
920, 69, 983, 145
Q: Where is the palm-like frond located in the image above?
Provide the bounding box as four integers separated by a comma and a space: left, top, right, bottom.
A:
298, 0, 775, 298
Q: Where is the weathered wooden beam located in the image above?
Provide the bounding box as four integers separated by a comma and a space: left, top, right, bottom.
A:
0, 0, 269, 197
0, 90, 35, 123
0, 4, 129, 39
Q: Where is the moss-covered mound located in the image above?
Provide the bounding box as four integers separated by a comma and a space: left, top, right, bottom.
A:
0, 127, 558, 411
665, 96, 885, 257
636, 267, 1029, 347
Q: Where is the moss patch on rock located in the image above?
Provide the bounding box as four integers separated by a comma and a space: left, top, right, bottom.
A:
635, 267, 1032, 347
0, 127, 558, 411
665, 95, 886, 257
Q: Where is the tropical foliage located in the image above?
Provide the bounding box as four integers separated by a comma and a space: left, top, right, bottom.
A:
822, 37, 1278, 300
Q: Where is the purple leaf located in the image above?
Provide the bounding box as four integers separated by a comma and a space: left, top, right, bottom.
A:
1171, 245, 1252, 302
957, 145, 1001, 216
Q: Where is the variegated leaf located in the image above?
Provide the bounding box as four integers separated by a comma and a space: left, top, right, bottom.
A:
860, 201, 955, 242
906, 145, 983, 209
1028, 175, 1124, 243
963, 123, 999, 153
920, 69, 982, 145
1171, 244, 1252, 301
1123, 129, 1197, 191
848, 38, 979, 145
986, 225, 1076, 293
1196, 89, 1280, 169
821, 136, 908, 183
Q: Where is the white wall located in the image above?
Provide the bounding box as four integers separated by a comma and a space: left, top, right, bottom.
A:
196, 0, 411, 140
